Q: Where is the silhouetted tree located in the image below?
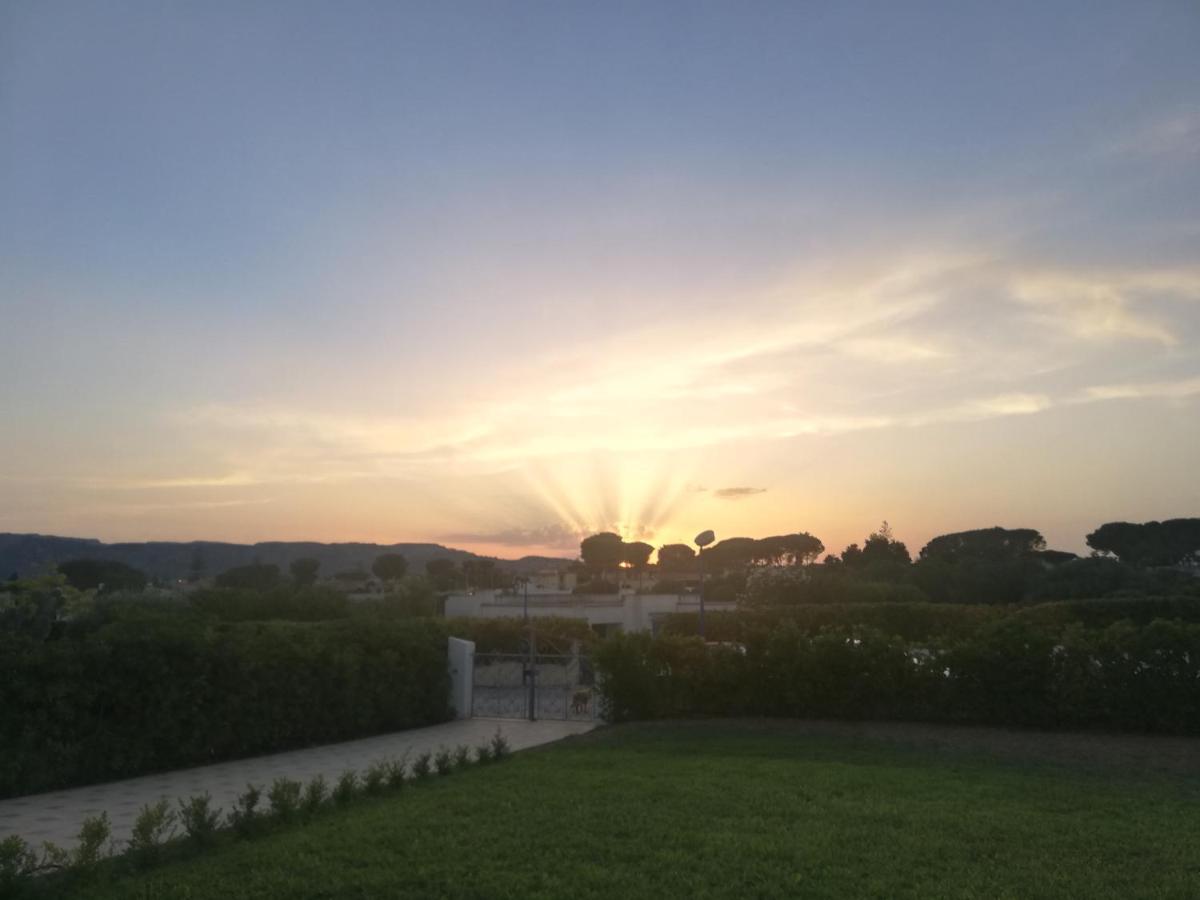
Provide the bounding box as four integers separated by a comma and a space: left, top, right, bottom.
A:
1086, 519, 1200, 567
425, 558, 459, 591
705, 537, 757, 572
372, 553, 409, 582
580, 533, 625, 581
215, 563, 281, 591
290, 557, 320, 586
58, 559, 147, 593
754, 533, 825, 566
843, 522, 910, 567
657, 543, 696, 571
919, 527, 1045, 562
622, 541, 654, 569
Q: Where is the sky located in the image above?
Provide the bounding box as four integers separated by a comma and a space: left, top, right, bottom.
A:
2, 1, 1199, 560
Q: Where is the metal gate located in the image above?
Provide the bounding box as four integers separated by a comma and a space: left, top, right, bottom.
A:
471, 651, 597, 721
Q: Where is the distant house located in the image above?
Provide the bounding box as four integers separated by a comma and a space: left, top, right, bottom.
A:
443, 588, 736, 635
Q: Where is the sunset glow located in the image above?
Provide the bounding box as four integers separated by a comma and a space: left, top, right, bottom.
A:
3, 2, 1199, 558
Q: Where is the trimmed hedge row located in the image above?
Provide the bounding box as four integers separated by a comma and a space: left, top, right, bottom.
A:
0, 618, 450, 799
657, 603, 1010, 642
595, 618, 1200, 734
657, 596, 1200, 643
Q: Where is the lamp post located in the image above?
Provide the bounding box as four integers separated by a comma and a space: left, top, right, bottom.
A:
694, 529, 715, 640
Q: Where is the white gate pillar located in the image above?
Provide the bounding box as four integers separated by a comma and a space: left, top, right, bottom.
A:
447, 636, 475, 719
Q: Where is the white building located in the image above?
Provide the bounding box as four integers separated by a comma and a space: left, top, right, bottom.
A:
443, 589, 737, 635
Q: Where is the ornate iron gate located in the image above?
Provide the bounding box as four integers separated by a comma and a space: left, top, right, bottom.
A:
471, 651, 597, 721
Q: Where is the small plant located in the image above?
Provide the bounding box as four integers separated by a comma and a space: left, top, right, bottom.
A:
363, 760, 387, 795
129, 798, 175, 864
268, 777, 302, 823
476, 741, 494, 764
227, 784, 263, 838
73, 812, 112, 872
302, 774, 328, 816
1, 835, 38, 892
490, 727, 511, 760
433, 746, 454, 776
178, 793, 221, 847
333, 770, 358, 805
383, 753, 408, 790
411, 751, 432, 779
453, 744, 472, 770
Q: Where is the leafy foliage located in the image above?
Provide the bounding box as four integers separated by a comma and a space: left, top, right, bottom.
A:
178, 794, 221, 847
372, 553, 409, 582
595, 618, 1200, 734
0, 617, 450, 798
58, 559, 147, 593
129, 799, 175, 864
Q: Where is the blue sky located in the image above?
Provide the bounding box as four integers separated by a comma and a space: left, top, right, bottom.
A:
2, 1, 1198, 557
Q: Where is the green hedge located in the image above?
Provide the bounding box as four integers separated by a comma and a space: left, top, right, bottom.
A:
595, 618, 1200, 734
0, 618, 450, 799
658, 603, 1009, 642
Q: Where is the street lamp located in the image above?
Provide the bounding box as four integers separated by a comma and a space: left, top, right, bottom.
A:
694, 529, 715, 639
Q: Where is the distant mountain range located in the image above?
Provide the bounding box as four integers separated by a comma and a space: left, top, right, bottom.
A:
0, 533, 570, 581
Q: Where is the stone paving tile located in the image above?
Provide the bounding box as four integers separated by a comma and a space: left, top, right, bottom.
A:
0, 718, 594, 850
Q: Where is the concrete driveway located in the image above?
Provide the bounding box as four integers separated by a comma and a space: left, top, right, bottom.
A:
0, 718, 595, 850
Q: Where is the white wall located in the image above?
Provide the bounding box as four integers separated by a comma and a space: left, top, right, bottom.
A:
446, 636, 475, 719
443, 591, 737, 633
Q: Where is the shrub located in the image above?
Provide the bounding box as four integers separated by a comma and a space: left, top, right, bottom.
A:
433, 747, 454, 776
267, 778, 302, 823
475, 742, 493, 764
73, 812, 112, 871
453, 745, 472, 770
178, 794, 221, 847
411, 752, 433, 779
383, 755, 408, 791
333, 770, 358, 805
302, 775, 328, 816
0, 617, 451, 798
595, 619, 1200, 734
129, 798, 175, 864
1, 835, 38, 893
362, 761, 387, 795
490, 728, 511, 760
227, 785, 263, 838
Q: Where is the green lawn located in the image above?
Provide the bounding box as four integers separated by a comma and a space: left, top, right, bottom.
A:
71, 722, 1200, 899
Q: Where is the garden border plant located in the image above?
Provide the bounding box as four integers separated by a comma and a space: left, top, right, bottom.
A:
0, 732, 510, 895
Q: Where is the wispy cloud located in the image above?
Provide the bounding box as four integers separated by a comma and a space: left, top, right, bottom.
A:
1102, 109, 1200, 161
714, 487, 767, 500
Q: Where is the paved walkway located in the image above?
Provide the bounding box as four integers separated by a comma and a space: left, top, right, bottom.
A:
0, 718, 595, 850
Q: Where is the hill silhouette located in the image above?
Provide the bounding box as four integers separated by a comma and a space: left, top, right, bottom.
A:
0, 533, 567, 581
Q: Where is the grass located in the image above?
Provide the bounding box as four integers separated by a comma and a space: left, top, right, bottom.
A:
63, 722, 1200, 899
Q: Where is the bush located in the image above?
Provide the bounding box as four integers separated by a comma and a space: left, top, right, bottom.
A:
0, 617, 451, 797
362, 762, 387, 795
383, 756, 408, 790
333, 771, 358, 805
595, 618, 1200, 734
227, 785, 263, 837
411, 752, 433, 779
129, 799, 175, 864
453, 745, 472, 770
267, 778, 302, 823
489, 728, 511, 760
302, 775, 328, 816
433, 747, 454, 776
73, 812, 112, 871
178, 794, 221, 847
191, 586, 350, 622
1, 835, 38, 893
